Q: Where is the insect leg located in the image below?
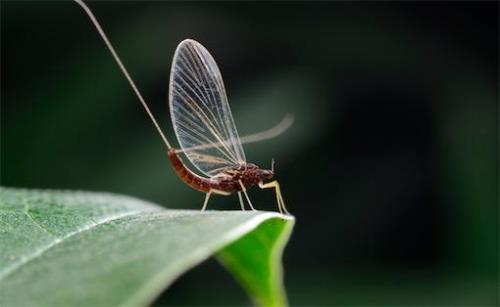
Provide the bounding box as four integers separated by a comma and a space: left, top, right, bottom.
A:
237, 192, 245, 211
259, 181, 290, 215
201, 191, 212, 211
201, 189, 231, 211
238, 180, 256, 211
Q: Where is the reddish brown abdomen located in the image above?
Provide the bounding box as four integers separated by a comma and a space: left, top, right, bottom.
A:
167, 150, 211, 193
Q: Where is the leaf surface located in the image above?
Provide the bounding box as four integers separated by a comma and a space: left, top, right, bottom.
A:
0, 187, 294, 307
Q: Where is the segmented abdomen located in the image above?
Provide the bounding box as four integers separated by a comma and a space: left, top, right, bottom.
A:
168, 150, 243, 194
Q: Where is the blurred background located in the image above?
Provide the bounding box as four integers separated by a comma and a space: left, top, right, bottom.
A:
2, 1, 498, 306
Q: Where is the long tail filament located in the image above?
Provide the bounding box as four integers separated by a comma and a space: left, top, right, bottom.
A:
73, 0, 172, 149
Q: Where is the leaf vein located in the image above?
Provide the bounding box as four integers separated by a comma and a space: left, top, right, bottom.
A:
0, 210, 146, 281
23, 199, 58, 238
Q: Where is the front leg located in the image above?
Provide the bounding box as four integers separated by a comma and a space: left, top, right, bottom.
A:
258, 180, 290, 214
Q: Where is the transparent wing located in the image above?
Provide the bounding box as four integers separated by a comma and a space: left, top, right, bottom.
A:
169, 39, 246, 177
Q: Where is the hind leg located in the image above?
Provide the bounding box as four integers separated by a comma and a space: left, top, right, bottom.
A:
201, 189, 231, 211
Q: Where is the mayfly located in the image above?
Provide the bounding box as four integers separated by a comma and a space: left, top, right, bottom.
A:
74, 0, 292, 214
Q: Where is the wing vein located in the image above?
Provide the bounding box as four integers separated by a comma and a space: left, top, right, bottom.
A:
172, 86, 236, 162
187, 45, 233, 157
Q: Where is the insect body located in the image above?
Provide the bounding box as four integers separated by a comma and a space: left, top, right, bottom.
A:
168, 149, 281, 212
169, 150, 272, 194
74, 0, 290, 214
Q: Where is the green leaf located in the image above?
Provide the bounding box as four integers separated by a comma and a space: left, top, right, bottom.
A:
0, 187, 294, 307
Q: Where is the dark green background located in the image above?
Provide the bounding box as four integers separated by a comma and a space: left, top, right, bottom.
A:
2, 1, 498, 306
